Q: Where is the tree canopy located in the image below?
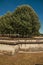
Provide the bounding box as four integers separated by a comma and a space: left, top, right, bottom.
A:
0, 5, 40, 37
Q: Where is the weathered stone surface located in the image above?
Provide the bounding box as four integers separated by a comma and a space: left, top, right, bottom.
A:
0, 43, 43, 55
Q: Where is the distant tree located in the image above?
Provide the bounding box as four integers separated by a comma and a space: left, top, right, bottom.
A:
0, 12, 14, 34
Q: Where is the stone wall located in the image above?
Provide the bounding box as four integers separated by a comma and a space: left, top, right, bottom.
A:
0, 44, 19, 55
19, 44, 43, 52
0, 43, 43, 55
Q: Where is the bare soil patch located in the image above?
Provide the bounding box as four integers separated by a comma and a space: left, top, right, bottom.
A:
0, 53, 43, 65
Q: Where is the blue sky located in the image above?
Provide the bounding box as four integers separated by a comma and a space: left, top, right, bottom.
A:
0, 0, 43, 33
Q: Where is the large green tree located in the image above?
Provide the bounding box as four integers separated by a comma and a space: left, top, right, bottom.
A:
0, 5, 40, 37
13, 5, 40, 36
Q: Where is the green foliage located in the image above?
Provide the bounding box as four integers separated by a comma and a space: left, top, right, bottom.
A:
0, 5, 40, 37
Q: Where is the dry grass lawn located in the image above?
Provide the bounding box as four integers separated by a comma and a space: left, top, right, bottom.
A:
0, 53, 43, 65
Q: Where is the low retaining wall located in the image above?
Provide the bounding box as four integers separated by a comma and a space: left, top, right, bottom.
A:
19, 44, 43, 51
0, 43, 43, 55
0, 44, 19, 55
